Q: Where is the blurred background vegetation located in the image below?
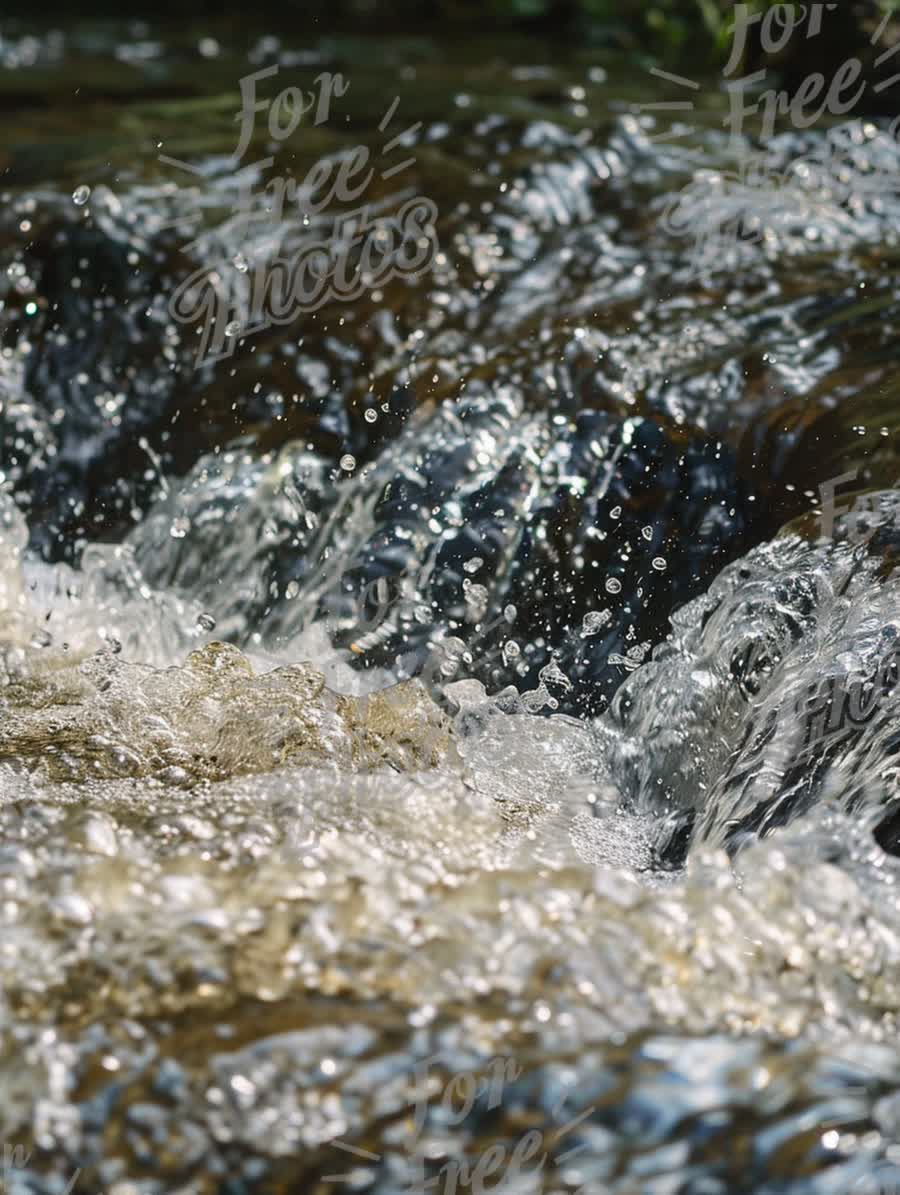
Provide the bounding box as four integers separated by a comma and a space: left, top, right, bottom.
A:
491, 0, 897, 63
14, 0, 900, 89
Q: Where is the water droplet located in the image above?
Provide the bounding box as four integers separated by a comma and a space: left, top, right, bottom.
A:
364, 408, 377, 423
285, 581, 300, 600
641, 525, 653, 541
197, 612, 217, 632
652, 557, 667, 572
225, 320, 241, 338
605, 577, 622, 595
72, 185, 91, 206
340, 454, 356, 472
581, 610, 611, 637
233, 254, 249, 273
463, 556, 484, 575
503, 640, 521, 663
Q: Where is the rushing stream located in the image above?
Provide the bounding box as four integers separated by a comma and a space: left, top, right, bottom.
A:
4, 16, 900, 1193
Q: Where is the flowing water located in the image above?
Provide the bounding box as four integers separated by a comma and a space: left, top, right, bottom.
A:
4, 17, 900, 1194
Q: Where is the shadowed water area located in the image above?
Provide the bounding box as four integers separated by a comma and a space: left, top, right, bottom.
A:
4, 14, 900, 1193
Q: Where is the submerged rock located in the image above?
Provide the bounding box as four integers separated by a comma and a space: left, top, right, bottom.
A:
129, 390, 754, 716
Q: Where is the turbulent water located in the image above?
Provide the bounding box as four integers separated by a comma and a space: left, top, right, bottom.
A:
4, 17, 900, 1193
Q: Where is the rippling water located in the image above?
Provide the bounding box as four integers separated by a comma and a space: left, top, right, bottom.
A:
3, 17, 900, 1193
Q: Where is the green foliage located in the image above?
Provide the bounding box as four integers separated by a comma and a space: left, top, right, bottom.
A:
483, 0, 898, 69
490, 0, 553, 17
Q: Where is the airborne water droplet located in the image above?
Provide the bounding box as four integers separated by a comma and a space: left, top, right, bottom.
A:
197, 612, 217, 632
225, 320, 241, 337
581, 609, 611, 637
652, 557, 667, 572
364, 408, 378, 423
340, 455, 357, 472
605, 577, 622, 594
72, 185, 91, 206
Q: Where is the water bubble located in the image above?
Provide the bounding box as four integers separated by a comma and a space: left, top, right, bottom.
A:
225, 320, 242, 338
197, 612, 217, 632
340, 454, 357, 472
463, 580, 489, 616
364, 408, 378, 423
605, 577, 622, 595
503, 641, 521, 664
581, 610, 611, 637
540, 660, 572, 693
72, 185, 91, 206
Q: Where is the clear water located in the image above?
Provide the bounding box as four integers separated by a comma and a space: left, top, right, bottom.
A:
2, 19, 900, 1193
